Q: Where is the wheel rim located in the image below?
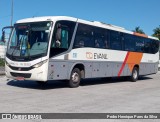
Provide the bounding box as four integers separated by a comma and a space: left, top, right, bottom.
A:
71, 72, 79, 83
133, 70, 138, 79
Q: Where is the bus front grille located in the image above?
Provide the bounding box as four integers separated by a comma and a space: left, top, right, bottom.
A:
9, 65, 34, 71
10, 72, 31, 78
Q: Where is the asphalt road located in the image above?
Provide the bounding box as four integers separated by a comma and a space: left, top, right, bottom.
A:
0, 72, 160, 121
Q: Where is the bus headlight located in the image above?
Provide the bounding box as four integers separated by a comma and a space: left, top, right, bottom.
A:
33, 59, 48, 68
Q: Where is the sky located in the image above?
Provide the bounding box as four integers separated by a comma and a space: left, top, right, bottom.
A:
0, 0, 160, 37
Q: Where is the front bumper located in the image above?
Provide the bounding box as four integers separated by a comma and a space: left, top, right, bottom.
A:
5, 62, 48, 81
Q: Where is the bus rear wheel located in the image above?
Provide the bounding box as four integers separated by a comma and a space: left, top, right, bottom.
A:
130, 67, 139, 82
69, 68, 81, 88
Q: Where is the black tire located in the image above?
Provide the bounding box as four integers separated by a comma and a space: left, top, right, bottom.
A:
130, 67, 139, 82
69, 68, 81, 88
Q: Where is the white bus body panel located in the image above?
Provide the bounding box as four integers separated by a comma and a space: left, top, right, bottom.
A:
5, 57, 49, 81
47, 48, 159, 80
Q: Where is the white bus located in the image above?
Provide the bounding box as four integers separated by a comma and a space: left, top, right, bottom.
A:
5, 16, 159, 87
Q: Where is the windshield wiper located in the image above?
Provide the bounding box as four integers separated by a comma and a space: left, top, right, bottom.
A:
11, 34, 24, 59
11, 26, 32, 60
11, 45, 20, 59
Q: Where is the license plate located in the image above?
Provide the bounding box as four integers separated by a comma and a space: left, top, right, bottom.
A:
16, 77, 25, 81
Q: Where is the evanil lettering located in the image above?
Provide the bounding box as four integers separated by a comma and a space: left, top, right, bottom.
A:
94, 53, 108, 59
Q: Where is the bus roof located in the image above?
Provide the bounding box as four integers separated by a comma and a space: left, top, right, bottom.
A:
16, 16, 159, 40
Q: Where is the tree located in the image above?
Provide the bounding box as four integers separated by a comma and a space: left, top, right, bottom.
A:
152, 25, 160, 40
132, 26, 145, 34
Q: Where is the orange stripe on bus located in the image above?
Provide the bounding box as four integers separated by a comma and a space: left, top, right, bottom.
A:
133, 32, 148, 38
118, 52, 130, 77
126, 52, 143, 72
118, 52, 143, 76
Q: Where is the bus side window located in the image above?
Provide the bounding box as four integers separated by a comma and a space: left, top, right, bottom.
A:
61, 29, 69, 48
135, 37, 145, 52
55, 23, 62, 48
56, 24, 61, 41
124, 34, 135, 51
110, 31, 122, 50
50, 20, 76, 57
144, 38, 151, 53
74, 23, 94, 48
54, 23, 69, 48
104, 30, 109, 49
150, 39, 159, 54
94, 27, 106, 48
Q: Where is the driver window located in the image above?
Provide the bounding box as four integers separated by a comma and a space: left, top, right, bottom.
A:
50, 20, 76, 57
51, 21, 75, 49
55, 24, 69, 48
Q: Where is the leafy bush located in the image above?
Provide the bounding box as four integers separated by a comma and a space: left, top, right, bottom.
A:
0, 58, 5, 66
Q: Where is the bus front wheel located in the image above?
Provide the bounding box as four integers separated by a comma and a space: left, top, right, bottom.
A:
69, 68, 81, 88
130, 67, 139, 82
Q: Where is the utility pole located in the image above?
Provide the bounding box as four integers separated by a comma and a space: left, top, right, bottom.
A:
11, 0, 13, 26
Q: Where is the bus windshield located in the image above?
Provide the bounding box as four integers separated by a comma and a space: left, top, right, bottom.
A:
6, 21, 52, 61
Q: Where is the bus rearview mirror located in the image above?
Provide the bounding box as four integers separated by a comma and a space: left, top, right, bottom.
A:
1, 30, 5, 42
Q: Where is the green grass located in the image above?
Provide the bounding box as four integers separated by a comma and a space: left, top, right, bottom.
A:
0, 58, 5, 66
